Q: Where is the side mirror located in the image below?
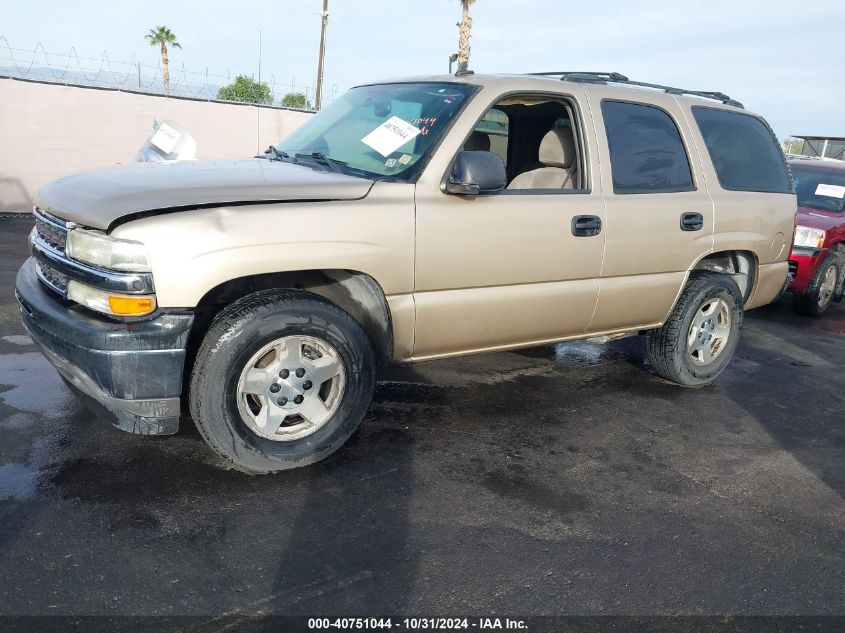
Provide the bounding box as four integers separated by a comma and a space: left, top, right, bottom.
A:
445, 151, 507, 195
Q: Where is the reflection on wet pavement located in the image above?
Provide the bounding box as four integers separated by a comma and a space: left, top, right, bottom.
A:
0, 348, 73, 503
0, 352, 71, 418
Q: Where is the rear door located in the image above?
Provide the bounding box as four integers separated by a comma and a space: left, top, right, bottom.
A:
583, 89, 715, 332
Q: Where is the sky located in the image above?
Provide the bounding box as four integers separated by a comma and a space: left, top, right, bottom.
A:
1, 0, 843, 139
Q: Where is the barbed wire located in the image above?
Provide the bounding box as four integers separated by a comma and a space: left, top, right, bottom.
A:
0, 37, 338, 111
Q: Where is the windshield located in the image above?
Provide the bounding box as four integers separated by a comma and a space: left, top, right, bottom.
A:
792, 163, 845, 212
275, 82, 477, 182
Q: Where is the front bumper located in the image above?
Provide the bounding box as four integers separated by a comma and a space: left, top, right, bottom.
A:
15, 258, 194, 435
788, 246, 827, 295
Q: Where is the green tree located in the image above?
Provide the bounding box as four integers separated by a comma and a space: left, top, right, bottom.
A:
145, 26, 182, 95
456, 0, 477, 72
281, 92, 312, 110
217, 75, 274, 105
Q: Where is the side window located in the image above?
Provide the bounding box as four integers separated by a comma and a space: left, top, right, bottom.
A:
466, 108, 509, 165
462, 95, 586, 192
692, 107, 792, 193
601, 100, 694, 194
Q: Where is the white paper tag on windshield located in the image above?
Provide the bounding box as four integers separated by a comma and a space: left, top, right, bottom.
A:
150, 122, 180, 154
361, 116, 421, 157
815, 183, 845, 199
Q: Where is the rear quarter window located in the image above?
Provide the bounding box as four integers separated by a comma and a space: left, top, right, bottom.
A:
692, 107, 792, 193
601, 100, 695, 194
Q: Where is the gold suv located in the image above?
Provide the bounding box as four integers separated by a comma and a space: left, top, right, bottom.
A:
16, 72, 797, 473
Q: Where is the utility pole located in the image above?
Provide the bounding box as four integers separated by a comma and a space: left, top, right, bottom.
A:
315, 0, 329, 110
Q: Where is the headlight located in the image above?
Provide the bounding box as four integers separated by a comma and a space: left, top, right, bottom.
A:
65, 228, 151, 272
67, 280, 156, 317
793, 226, 826, 249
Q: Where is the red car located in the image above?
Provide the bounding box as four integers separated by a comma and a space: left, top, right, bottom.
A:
787, 158, 845, 315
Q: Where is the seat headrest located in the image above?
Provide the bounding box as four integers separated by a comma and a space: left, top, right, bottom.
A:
539, 128, 576, 168
464, 131, 491, 152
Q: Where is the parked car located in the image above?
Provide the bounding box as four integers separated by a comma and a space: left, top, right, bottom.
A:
16, 72, 796, 473
786, 158, 845, 315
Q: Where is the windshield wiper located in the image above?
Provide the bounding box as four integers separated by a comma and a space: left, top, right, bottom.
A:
295, 152, 347, 174
261, 145, 296, 163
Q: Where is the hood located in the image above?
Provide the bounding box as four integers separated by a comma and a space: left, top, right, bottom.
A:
796, 206, 845, 232
35, 159, 374, 230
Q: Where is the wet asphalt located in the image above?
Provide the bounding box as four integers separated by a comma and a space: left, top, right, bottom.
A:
0, 215, 843, 618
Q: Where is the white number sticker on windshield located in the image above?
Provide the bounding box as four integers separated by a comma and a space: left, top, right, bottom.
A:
361, 116, 422, 157
815, 183, 845, 199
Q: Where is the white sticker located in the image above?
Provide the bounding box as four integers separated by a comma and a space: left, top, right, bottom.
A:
398, 154, 413, 165
149, 122, 180, 154
361, 116, 421, 157
815, 183, 845, 199
385, 158, 397, 168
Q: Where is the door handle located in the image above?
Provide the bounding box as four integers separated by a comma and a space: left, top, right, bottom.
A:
571, 215, 602, 237
680, 212, 704, 232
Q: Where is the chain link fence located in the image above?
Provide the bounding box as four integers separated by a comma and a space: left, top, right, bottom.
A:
0, 37, 336, 111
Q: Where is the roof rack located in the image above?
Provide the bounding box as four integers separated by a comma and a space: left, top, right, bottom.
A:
526, 72, 744, 109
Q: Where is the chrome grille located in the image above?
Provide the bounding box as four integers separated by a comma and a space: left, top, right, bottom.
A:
35, 261, 69, 295
34, 208, 69, 252
30, 207, 155, 301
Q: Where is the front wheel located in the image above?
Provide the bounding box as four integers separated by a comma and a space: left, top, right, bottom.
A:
189, 289, 375, 474
793, 252, 840, 317
646, 272, 743, 386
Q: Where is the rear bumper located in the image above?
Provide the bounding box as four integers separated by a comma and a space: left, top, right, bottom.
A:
787, 247, 827, 295
746, 261, 790, 309
15, 258, 194, 435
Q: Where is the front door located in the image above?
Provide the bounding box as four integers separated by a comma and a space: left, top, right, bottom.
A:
411, 91, 606, 360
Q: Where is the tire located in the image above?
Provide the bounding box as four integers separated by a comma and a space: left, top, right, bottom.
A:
189, 289, 375, 474
646, 272, 743, 386
792, 252, 840, 317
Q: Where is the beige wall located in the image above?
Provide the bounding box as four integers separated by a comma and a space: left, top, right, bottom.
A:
0, 78, 313, 213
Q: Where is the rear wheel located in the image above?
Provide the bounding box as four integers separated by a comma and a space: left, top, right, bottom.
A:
646, 272, 743, 386
189, 289, 375, 474
793, 252, 840, 317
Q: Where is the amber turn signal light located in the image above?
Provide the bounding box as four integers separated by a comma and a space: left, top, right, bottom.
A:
107, 295, 157, 316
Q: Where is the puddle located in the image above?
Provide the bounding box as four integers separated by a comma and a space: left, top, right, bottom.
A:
0, 352, 70, 419
0, 352, 75, 501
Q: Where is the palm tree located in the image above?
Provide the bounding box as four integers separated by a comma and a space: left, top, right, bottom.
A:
145, 26, 182, 95
456, 0, 476, 73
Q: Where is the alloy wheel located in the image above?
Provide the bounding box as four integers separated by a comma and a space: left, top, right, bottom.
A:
687, 297, 731, 367
236, 335, 346, 441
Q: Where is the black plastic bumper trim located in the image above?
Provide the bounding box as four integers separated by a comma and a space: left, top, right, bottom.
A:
15, 258, 193, 435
